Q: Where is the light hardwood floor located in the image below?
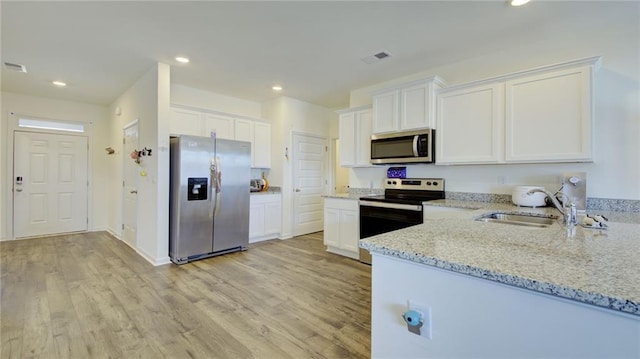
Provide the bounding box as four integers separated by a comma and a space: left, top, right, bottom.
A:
1, 231, 371, 358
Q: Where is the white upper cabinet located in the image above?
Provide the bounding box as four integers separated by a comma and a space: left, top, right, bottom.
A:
203, 114, 235, 140
338, 106, 373, 167
235, 119, 271, 168
372, 90, 399, 134
505, 65, 593, 163
253, 122, 272, 169
170, 105, 271, 168
436, 83, 504, 164
435, 56, 600, 165
372, 76, 445, 134
169, 107, 202, 136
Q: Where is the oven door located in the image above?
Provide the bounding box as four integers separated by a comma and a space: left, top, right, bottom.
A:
359, 201, 423, 264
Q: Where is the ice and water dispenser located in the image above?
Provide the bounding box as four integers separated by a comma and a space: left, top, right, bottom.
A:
187, 178, 208, 201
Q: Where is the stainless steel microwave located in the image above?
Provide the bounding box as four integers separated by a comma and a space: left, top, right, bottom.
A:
370, 129, 434, 164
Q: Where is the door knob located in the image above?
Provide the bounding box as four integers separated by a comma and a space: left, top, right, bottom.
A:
130, 190, 138, 194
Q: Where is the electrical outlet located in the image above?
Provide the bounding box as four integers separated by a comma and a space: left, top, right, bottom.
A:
498, 175, 507, 185
407, 300, 432, 339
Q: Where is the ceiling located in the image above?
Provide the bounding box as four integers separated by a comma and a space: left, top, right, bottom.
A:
0, 1, 633, 109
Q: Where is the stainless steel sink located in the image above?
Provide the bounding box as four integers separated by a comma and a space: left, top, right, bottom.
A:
475, 212, 557, 228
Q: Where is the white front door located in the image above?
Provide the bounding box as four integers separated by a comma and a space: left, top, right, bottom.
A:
292, 133, 326, 236
13, 131, 88, 238
122, 121, 139, 248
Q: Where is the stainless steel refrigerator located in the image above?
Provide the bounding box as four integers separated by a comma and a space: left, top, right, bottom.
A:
169, 135, 250, 264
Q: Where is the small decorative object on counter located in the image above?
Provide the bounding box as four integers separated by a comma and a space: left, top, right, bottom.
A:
387, 167, 407, 179
581, 214, 609, 229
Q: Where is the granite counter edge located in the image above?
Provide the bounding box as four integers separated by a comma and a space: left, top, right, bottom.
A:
360, 241, 640, 318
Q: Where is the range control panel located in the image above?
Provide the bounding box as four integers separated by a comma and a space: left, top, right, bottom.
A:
384, 178, 444, 191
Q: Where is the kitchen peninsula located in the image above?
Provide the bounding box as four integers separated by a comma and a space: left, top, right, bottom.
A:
361, 201, 640, 358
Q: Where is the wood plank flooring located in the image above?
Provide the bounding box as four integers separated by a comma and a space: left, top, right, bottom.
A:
1, 232, 371, 358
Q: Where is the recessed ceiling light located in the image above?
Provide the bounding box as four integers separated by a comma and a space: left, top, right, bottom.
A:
272, 85, 283, 91
52, 81, 67, 87
510, 0, 531, 6
175, 56, 190, 63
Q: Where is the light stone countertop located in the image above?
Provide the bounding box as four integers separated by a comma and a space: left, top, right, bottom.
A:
361, 200, 640, 317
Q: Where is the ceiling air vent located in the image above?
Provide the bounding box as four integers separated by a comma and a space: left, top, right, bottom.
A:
361, 51, 393, 64
4, 62, 27, 73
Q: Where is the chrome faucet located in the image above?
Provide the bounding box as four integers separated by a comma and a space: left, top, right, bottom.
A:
526, 188, 577, 226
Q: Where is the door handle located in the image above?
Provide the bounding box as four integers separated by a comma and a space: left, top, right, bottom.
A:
295, 188, 301, 192
130, 190, 138, 194
15, 188, 23, 192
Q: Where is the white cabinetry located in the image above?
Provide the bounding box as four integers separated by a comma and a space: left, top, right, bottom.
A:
372, 254, 640, 358
249, 194, 281, 243
436, 83, 504, 164
337, 106, 373, 167
169, 105, 271, 168
435, 57, 599, 165
323, 198, 359, 259
169, 107, 202, 136
236, 119, 271, 168
203, 113, 235, 140
372, 76, 445, 134
505, 66, 593, 162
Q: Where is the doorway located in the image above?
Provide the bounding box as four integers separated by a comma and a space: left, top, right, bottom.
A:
13, 131, 88, 238
292, 133, 327, 236
122, 120, 139, 248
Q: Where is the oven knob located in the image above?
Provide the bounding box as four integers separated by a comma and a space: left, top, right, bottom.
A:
426, 181, 432, 186
387, 180, 392, 185
433, 181, 438, 186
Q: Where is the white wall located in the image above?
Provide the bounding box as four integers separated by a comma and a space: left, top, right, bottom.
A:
107, 63, 171, 265
262, 96, 335, 238
0, 92, 110, 239
171, 84, 262, 118
348, 3, 640, 200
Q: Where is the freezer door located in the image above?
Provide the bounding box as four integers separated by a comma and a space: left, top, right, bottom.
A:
169, 135, 216, 261
212, 139, 251, 252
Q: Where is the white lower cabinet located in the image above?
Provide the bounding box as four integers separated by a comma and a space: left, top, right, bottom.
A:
249, 194, 281, 243
323, 198, 359, 259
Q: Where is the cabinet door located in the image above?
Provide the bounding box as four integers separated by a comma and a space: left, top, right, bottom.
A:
253, 122, 271, 168
372, 90, 399, 134
338, 112, 356, 167
400, 82, 430, 130
264, 201, 281, 236
235, 118, 255, 164
169, 107, 202, 136
323, 208, 340, 247
339, 209, 359, 252
203, 114, 235, 139
249, 203, 265, 239
505, 66, 592, 162
436, 83, 504, 164
355, 109, 373, 166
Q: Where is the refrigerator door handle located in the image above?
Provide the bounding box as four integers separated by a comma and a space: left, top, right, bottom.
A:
210, 158, 217, 218
214, 156, 222, 217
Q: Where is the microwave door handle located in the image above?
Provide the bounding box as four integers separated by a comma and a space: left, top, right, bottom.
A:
412, 135, 419, 157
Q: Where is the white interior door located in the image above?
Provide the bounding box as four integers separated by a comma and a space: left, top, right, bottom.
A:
292, 133, 326, 236
13, 131, 88, 238
122, 122, 139, 248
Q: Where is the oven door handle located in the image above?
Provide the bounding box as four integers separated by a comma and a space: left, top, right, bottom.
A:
360, 201, 422, 211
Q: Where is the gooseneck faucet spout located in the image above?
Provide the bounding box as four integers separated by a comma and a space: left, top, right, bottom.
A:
526, 188, 565, 215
